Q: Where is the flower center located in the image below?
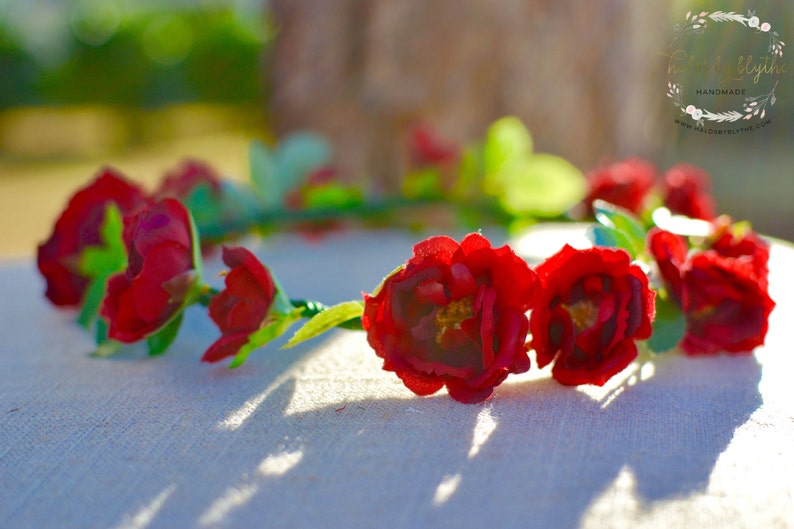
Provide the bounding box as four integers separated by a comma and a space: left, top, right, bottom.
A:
435, 297, 474, 343
566, 299, 598, 331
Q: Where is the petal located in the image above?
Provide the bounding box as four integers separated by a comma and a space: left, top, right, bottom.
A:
202, 333, 251, 363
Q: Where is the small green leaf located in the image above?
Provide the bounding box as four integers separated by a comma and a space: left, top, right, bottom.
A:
303, 183, 364, 209
76, 204, 128, 330
77, 278, 108, 329
646, 293, 686, 354
482, 116, 533, 183
401, 169, 443, 199
498, 154, 586, 217
284, 300, 365, 349
182, 183, 224, 229
276, 132, 332, 186
229, 311, 302, 368
78, 204, 127, 278
588, 225, 636, 256
147, 312, 184, 356
249, 140, 280, 209
593, 200, 647, 258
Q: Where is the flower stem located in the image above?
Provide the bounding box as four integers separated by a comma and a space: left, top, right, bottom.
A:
196, 286, 221, 307
198, 196, 513, 241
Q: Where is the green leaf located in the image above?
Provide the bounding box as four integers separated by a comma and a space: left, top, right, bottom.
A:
592, 200, 647, 258
78, 203, 127, 278
497, 154, 586, 217
303, 183, 364, 209
482, 116, 533, 184
276, 132, 332, 187
284, 300, 365, 349
588, 225, 636, 256
646, 293, 686, 354
451, 146, 482, 199
229, 311, 302, 368
249, 139, 280, 209
76, 204, 128, 330
182, 182, 224, 229
147, 312, 184, 356
77, 278, 109, 329
401, 169, 443, 199
249, 133, 333, 210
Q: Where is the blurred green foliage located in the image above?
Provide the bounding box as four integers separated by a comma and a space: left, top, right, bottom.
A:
0, 3, 270, 108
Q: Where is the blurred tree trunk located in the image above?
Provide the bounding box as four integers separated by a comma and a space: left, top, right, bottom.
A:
268, 0, 668, 189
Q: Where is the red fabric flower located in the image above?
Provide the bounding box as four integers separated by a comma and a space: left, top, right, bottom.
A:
583, 158, 656, 215
408, 124, 460, 167
37, 168, 149, 306
202, 246, 277, 363
154, 159, 222, 200
362, 233, 538, 403
709, 223, 770, 288
661, 163, 717, 220
530, 246, 655, 386
648, 227, 774, 355
101, 199, 197, 342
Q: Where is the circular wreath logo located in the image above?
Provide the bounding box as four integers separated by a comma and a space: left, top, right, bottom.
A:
665, 10, 786, 130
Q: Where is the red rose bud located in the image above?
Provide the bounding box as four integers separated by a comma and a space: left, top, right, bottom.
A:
202, 246, 277, 363
648, 227, 774, 355
647, 227, 688, 303
530, 246, 656, 386
583, 158, 656, 215
154, 159, 222, 200
37, 167, 150, 306
101, 199, 198, 342
363, 233, 539, 404
662, 163, 717, 221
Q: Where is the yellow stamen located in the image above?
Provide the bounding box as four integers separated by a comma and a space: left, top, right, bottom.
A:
435, 297, 474, 344
566, 299, 598, 331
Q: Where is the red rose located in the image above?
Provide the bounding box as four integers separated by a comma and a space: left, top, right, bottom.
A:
680, 252, 774, 355
648, 227, 774, 355
37, 168, 149, 306
101, 199, 198, 342
408, 124, 460, 167
709, 222, 769, 287
362, 233, 539, 403
530, 246, 655, 386
202, 246, 277, 363
583, 158, 656, 215
154, 159, 222, 200
661, 163, 717, 220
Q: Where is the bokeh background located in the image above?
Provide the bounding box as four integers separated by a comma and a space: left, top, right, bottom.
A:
1, 0, 792, 257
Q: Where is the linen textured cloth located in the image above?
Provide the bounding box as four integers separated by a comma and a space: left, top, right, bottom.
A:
1, 229, 792, 529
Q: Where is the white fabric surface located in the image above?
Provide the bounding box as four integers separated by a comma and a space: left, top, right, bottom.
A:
1, 228, 793, 529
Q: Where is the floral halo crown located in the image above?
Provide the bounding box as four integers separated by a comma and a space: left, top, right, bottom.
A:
37, 117, 775, 404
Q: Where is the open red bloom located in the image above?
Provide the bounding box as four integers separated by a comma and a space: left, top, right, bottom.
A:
363, 233, 538, 403
661, 163, 717, 220
37, 168, 149, 306
530, 246, 655, 386
648, 227, 774, 355
101, 199, 197, 342
583, 158, 656, 215
202, 246, 277, 363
